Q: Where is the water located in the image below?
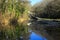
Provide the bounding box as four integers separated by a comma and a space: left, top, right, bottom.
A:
29, 31, 47, 40
27, 22, 47, 40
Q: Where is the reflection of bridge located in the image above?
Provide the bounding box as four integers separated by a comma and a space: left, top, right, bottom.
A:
28, 19, 60, 40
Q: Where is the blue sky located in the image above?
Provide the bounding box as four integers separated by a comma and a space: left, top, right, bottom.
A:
29, 32, 47, 40
30, 0, 42, 5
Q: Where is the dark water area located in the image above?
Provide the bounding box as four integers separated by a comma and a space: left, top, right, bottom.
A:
29, 30, 47, 40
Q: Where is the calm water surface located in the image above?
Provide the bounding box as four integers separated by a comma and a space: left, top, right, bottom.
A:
29, 30, 47, 40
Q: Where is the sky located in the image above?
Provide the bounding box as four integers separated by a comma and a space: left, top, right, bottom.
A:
29, 32, 47, 40
30, 0, 42, 5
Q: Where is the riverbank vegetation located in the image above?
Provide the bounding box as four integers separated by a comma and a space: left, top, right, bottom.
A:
31, 0, 60, 19
0, 0, 31, 40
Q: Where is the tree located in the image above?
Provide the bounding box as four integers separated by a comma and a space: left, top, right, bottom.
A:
32, 0, 60, 19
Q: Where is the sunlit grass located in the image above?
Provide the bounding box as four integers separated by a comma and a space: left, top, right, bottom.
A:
0, 0, 30, 40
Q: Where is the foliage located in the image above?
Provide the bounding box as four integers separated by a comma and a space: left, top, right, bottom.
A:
0, 0, 30, 40
32, 0, 60, 19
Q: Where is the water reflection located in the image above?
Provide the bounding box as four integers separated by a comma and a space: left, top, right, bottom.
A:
29, 32, 47, 40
